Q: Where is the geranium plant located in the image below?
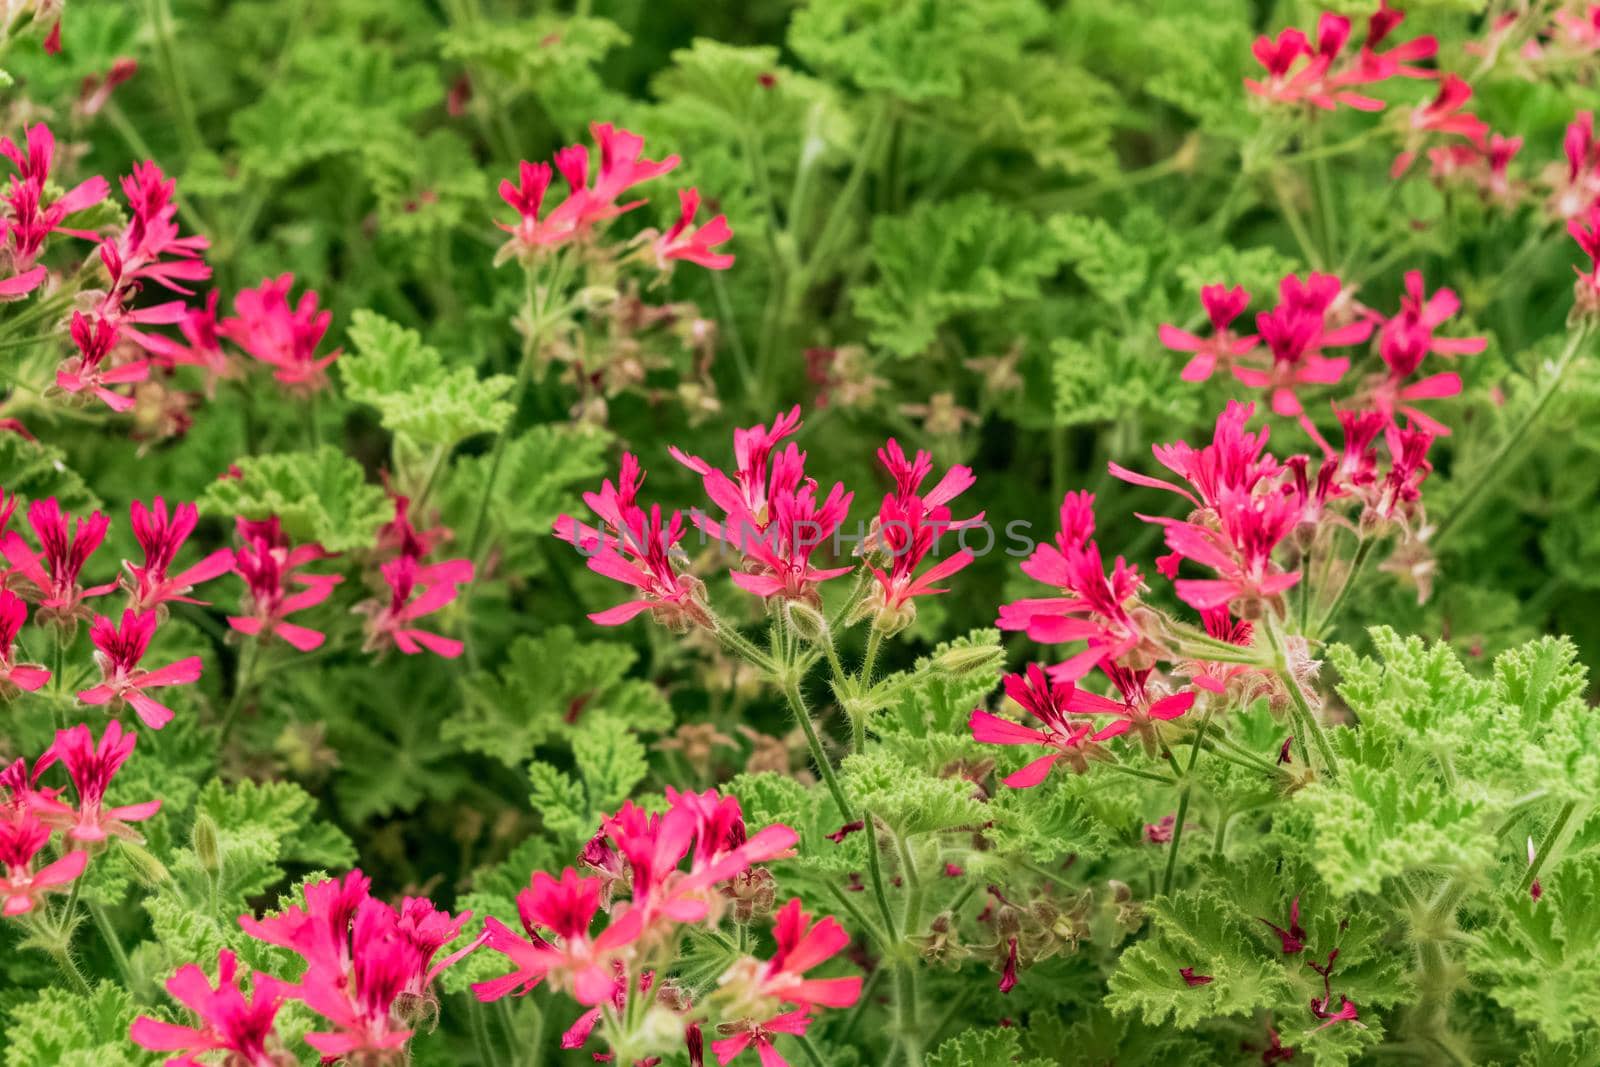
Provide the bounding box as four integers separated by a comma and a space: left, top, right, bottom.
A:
4, 1, 1600, 1064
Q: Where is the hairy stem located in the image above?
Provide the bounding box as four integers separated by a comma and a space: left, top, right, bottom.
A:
780, 677, 852, 822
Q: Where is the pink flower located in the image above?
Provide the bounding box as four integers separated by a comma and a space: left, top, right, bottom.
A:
1369, 271, 1484, 434
239, 869, 372, 975
219, 274, 340, 390
227, 517, 342, 652
1160, 284, 1256, 382
130, 951, 289, 1067
1152, 486, 1303, 613
472, 867, 646, 1005
554, 454, 709, 629
969, 664, 1099, 787
1185, 607, 1263, 697
750, 899, 863, 1010
1553, 111, 1600, 220
1233, 273, 1371, 417
0, 497, 117, 617
123, 497, 235, 613
1110, 400, 1280, 509
1245, 6, 1432, 113
1570, 200, 1600, 314
0, 589, 50, 692
867, 440, 981, 622
360, 555, 472, 658
656, 188, 734, 270
78, 610, 203, 730
375, 489, 450, 562
139, 291, 237, 390
711, 1010, 813, 1067
669, 406, 802, 519
1371, 421, 1434, 525
0, 813, 86, 916
108, 161, 211, 294
1, 123, 109, 281
55, 310, 149, 412
45, 720, 161, 841
1060, 661, 1195, 743
1408, 74, 1487, 140
496, 123, 679, 260
997, 491, 1152, 681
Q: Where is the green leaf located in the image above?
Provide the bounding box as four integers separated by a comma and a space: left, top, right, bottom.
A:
0, 433, 102, 512
2, 982, 150, 1067
789, 0, 1049, 103
1471, 854, 1600, 1041
842, 750, 987, 836
443, 423, 611, 545
927, 1027, 1053, 1067
341, 310, 514, 449
201, 446, 389, 552
855, 194, 1066, 357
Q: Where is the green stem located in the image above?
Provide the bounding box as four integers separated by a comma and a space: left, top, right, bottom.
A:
1313, 536, 1375, 638
1434, 324, 1593, 549
894, 832, 923, 935
796, 1035, 831, 1067
1161, 704, 1213, 895
793, 101, 893, 293
859, 626, 883, 686
143, 0, 205, 158
87, 899, 133, 986
1520, 800, 1577, 893
893, 960, 925, 1067
862, 812, 899, 941
219, 639, 259, 741
780, 678, 852, 822
1265, 617, 1339, 777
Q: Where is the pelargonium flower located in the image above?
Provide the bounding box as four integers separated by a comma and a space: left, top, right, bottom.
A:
123, 497, 235, 613
358, 555, 472, 658
227, 517, 342, 652
219, 274, 340, 390
1551, 111, 1600, 220
0, 123, 109, 282
997, 491, 1153, 681
655, 188, 734, 270
1245, 4, 1435, 113
554, 454, 709, 629
864, 440, 981, 627
0, 813, 86, 916
45, 720, 161, 842
1160, 284, 1256, 382
496, 122, 679, 261
374, 489, 450, 563
55, 310, 148, 412
1369, 271, 1485, 434
472, 867, 646, 1005
139, 291, 237, 391
969, 664, 1100, 787
1150, 484, 1304, 613
1424, 132, 1522, 204
78, 609, 203, 730
1370, 421, 1435, 526
239, 869, 373, 976
736, 899, 862, 1012
107, 160, 211, 294
711, 1009, 813, 1067
669, 406, 802, 520
1570, 200, 1600, 315
0, 496, 117, 618
0, 588, 50, 692
130, 950, 290, 1067
1392, 74, 1488, 177
1234, 273, 1372, 417
1061, 661, 1196, 745
1110, 400, 1280, 510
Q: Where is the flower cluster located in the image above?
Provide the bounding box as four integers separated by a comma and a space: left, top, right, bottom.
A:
356, 491, 473, 659
1246, 2, 1435, 112
495, 121, 733, 271
472, 785, 857, 1067
133, 870, 479, 1063
2, 720, 159, 915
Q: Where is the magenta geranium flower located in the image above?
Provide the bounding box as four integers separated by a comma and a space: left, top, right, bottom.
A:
711, 1009, 813, 1067
1060, 661, 1195, 744
55, 310, 148, 412
124, 497, 235, 613
359, 555, 472, 658
970, 664, 1099, 787
45, 719, 161, 842
130, 950, 290, 1067
0, 123, 109, 287
227, 517, 342, 651
554, 454, 709, 628
866, 439, 981, 622
0, 496, 117, 618
78, 609, 203, 730
108, 160, 211, 294
655, 187, 734, 270
1160, 284, 1257, 382
0, 589, 50, 693
0, 813, 86, 916
219, 274, 340, 390
1370, 271, 1486, 434
997, 491, 1152, 681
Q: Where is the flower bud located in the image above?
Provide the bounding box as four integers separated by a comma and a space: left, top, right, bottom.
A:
121, 841, 171, 887
931, 641, 1005, 678
782, 600, 829, 644
191, 813, 221, 874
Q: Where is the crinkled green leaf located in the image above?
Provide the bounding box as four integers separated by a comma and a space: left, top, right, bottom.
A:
201, 445, 388, 552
